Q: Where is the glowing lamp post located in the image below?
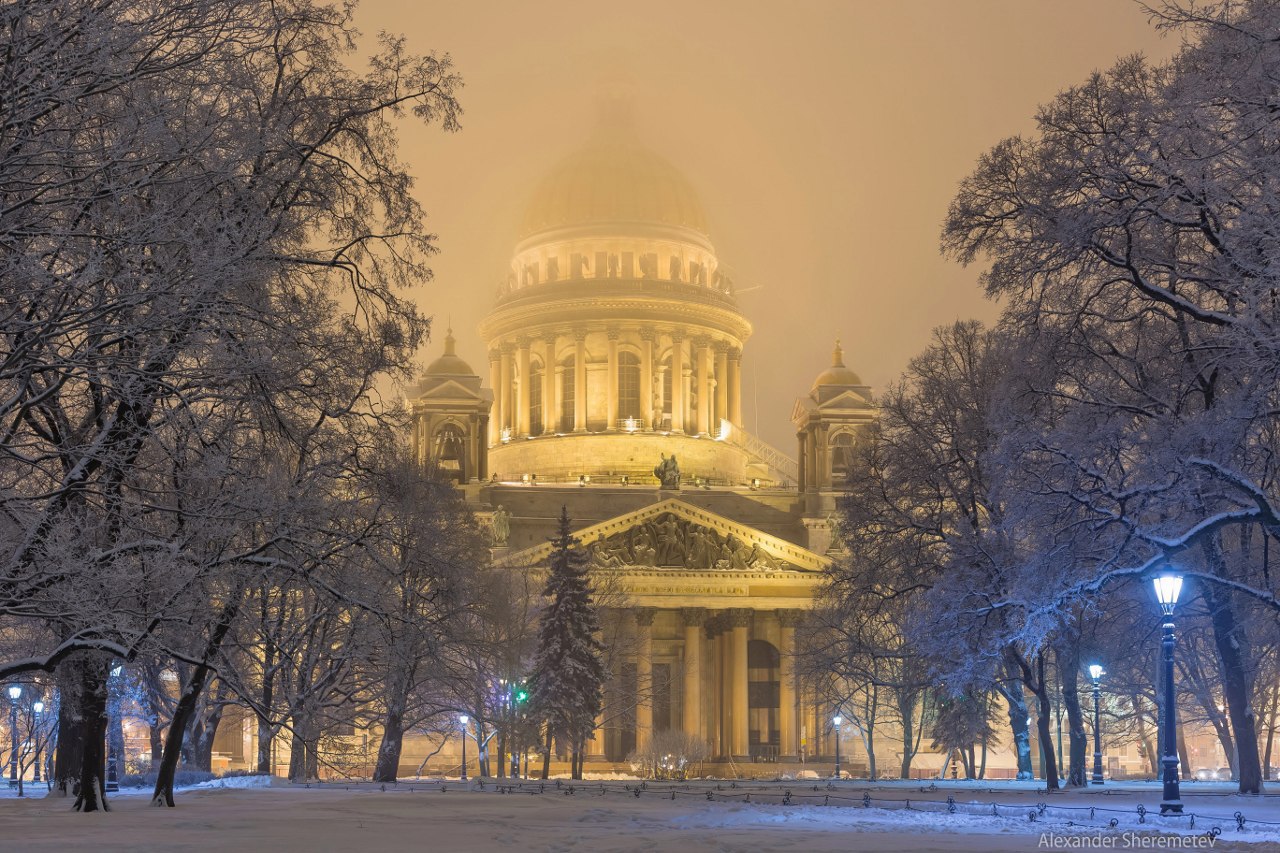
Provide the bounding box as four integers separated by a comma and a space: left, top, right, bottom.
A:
832, 714, 842, 780
7, 685, 20, 788
1152, 572, 1183, 814
105, 665, 123, 792
459, 715, 469, 782
31, 701, 43, 784
1087, 665, 1105, 785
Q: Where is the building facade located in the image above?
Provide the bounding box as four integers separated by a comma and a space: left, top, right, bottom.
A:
409, 128, 877, 770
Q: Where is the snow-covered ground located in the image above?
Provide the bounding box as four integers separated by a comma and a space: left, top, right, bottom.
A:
4, 779, 1280, 852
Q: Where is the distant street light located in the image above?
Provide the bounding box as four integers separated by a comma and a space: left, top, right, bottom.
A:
106, 665, 122, 792
1152, 572, 1184, 815
459, 715, 470, 782
832, 714, 842, 780
1087, 665, 1105, 785
31, 701, 43, 785
7, 684, 20, 789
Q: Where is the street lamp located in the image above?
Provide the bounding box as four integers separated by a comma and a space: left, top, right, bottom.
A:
106, 665, 122, 793
31, 701, 43, 785
459, 715, 469, 782
1087, 665, 1105, 785
1152, 572, 1184, 815
7, 684, 20, 789
832, 714, 842, 780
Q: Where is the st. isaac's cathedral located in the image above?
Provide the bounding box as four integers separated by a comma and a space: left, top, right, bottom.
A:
409, 124, 877, 771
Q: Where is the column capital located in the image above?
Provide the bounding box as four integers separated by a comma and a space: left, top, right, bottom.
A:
639, 327, 657, 342
488, 349, 501, 364
728, 348, 743, 363
776, 609, 806, 628
693, 335, 712, 350
606, 327, 621, 341
515, 335, 531, 349
680, 607, 708, 627
500, 341, 516, 354
669, 328, 686, 344
726, 607, 753, 628
713, 340, 731, 354
634, 607, 657, 627
573, 326, 589, 342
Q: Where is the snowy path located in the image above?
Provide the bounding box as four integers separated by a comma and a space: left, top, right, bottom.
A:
4, 780, 1280, 852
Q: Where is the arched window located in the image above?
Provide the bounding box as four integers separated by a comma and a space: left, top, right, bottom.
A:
432, 424, 467, 484
617, 352, 641, 423
529, 361, 543, 436
560, 356, 575, 432
831, 431, 856, 486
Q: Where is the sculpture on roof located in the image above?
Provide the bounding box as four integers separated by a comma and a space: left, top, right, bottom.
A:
654, 453, 681, 490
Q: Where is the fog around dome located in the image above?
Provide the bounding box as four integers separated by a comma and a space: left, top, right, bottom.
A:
520, 138, 709, 238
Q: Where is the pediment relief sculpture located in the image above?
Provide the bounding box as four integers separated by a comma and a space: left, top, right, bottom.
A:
586, 512, 790, 572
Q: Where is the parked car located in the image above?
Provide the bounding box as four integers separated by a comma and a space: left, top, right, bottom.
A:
1217, 767, 1234, 781
1193, 767, 1216, 781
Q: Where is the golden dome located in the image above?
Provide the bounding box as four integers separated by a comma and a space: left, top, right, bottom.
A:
424, 329, 475, 377
520, 139, 709, 238
811, 340, 862, 392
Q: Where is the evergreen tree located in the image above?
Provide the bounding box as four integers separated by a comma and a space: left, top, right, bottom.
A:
528, 507, 606, 780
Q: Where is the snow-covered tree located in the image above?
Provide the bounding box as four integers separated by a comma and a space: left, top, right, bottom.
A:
527, 508, 606, 781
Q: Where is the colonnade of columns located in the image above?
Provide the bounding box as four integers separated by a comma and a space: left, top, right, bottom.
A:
486, 329, 744, 446
620, 606, 803, 761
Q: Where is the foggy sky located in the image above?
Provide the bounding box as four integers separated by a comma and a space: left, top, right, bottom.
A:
355, 0, 1177, 452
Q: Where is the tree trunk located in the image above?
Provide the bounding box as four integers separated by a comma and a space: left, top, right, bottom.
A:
1136, 708, 1159, 777
999, 680, 1034, 781
52, 658, 90, 798
256, 718, 274, 775
898, 689, 916, 779
372, 692, 406, 783
539, 726, 551, 780
152, 602, 239, 807
71, 661, 110, 812
1202, 575, 1263, 794
1059, 649, 1087, 787
1176, 726, 1192, 781
1032, 656, 1060, 791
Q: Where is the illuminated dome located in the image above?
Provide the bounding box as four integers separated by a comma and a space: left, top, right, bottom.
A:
811, 341, 862, 392
520, 139, 709, 239
423, 329, 474, 377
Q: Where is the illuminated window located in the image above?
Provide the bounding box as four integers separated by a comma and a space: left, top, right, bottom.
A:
618, 352, 641, 421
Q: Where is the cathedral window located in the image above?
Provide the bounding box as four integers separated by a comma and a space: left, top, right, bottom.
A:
617, 352, 641, 422
830, 431, 855, 485
432, 424, 467, 484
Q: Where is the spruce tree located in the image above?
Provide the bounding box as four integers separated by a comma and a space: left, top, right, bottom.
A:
528, 507, 606, 779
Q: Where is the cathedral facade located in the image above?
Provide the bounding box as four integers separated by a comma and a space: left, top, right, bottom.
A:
411, 130, 875, 769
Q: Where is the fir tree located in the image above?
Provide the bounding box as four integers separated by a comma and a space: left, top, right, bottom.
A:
528, 507, 606, 780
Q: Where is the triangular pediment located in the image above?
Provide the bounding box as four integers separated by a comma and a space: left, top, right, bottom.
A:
494, 498, 831, 574
416, 376, 487, 402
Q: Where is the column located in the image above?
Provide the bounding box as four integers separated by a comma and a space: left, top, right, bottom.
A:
681, 608, 706, 739
696, 339, 713, 436
669, 334, 685, 433
516, 338, 530, 437
635, 607, 655, 752
777, 610, 801, 759
606, 329, 619, 430
542, 337, 557, 435
640, 330, 655, 430
728, 349, 742, 426
727, 608, 751, 758
488, 352, 500, 446
714, 343, 729, 431
498, 346, 513, 436
682, 362, 694, 435
706, 620, 721, 756
573, 329, 587, 432
718, 618, 731, 756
